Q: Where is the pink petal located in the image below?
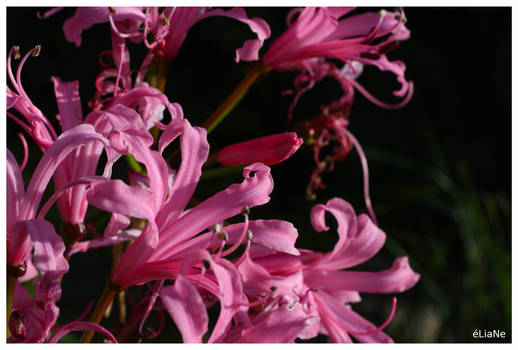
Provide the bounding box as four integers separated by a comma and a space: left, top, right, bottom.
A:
216, 132, 302, 166
49, 321, 117, 343
6, 150, 24, 231
150, 163, 274, 260
238, 303, 320, 342
63, 7, 146, 47
315, 213, 386, 270
20, 124, 109, 220
157, 119, 209, 227
86, 179, 156, 221
310, 197, 358, 264
51, 77, 83, 131
67, 229, 141, 256
26, 219, 68, 275
208, 258, 248, 343
160, 275, 208, 343
306, 257, 419, 294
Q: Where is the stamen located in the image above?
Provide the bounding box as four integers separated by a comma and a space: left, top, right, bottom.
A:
17, 133, 29, 172
213, 223, 222, 233
348, 297, 397, 337
341, 128, 378, 225
221, 211, 250, 258
12, 45, 20, 59
247, 229, 253, 241
216, 231, 229, 241
32, 45, 41, 57
108, 7, 117, 15
161, 14, 170, 26
138, 280, 164, 337
241, 205, 250, 216
113, 43, 125, 97
350, 79, 414, 110
202, 259, 211, 270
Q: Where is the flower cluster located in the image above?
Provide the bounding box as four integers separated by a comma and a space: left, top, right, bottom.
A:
6, 7, 419, 343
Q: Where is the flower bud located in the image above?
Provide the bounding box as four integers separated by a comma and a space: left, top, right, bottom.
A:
216, 132, 302, 166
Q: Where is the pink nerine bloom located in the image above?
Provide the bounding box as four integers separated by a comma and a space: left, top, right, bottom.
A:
63, 7, 270, 62
261, 7, 412, 117
216, 132, 303, 166
234, 197, 420, 342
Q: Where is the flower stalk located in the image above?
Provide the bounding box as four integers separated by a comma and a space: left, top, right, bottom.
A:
203, 63, 270, 134
79, 280, 123, 343
6, 273, 17, 339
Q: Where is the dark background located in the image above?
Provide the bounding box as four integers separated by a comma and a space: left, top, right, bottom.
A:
6, 7, 511, 343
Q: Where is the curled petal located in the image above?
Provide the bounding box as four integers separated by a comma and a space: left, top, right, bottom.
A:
87, 179, 156, 221
63, 7, 146, 47
160, 276, 208, 343
49, 321, 117, 343
151, 163, 274, 260
51, 77, 83, 131
26, 219, 68, 275
310, 198, 358, 265
306, 256, 419, 294
157, 119, 209, 226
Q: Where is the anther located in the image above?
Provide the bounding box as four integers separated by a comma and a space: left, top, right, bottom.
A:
379, 9, 387, 18
108, 7, 117, 15
213, 223, 222, 233
32, 45, 41, 57
241, 206, 250, 216
270, 286, 277, 293
161, 14, 170, 26
202, 259, 211, 270
247, 229, 253, 240
217, 231, 229, 241
12, 46, 20, 59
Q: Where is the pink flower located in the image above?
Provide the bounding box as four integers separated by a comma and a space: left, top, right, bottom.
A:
216, 132, 303, 166
7, 125, 112, 342
63, 7, 270, 61
261, 7, 413, 119
235, 197, 420, 343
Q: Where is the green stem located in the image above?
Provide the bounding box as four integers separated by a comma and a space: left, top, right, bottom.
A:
6, 273, 17, 339
79, 280, 123, 343
202, 63, 270, 134
146, 58, 171, 93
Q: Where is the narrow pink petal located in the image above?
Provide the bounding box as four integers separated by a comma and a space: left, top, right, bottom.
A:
6, 150, 24, 231
315, 213, 385, 270
67, 229, 141, 256
216, 132, 302, 166
150, 163, 274, 260
208, 258, 248, 343
20, 124, 109, 220
49, 321, 117, 343
7, 222, 32, 267
238, 303, 320, 342
26, 219, 68, 275
86, 179, 156, 221
63, 7, 146, 47
51, 77, 83, 131
160, 276, 208, 343
157, 119, 209, 227
306, 257, 420, 294
225, 219, 300, 255
104, 213, 131, 237
310, 197, 358, 263
314, 291, 394, 343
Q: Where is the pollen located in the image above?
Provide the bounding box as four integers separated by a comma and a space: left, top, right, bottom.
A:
12, 45, 20, 59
